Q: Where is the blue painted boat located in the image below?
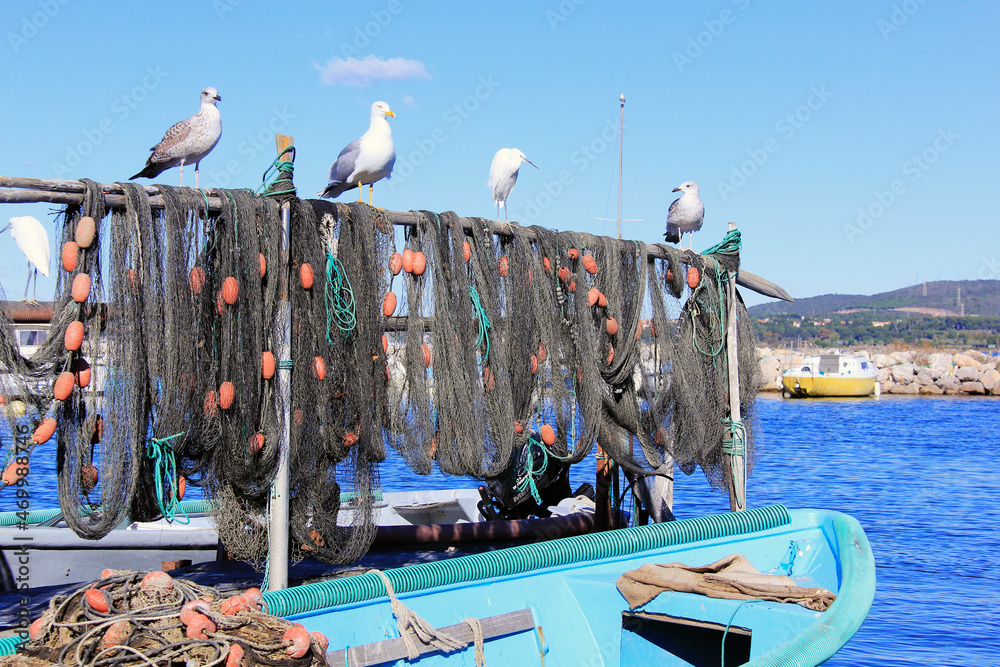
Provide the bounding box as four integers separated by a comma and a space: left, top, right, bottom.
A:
260, 504, 874, 666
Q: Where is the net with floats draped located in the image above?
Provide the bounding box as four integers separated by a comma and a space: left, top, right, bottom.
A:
0, 175, 759, 566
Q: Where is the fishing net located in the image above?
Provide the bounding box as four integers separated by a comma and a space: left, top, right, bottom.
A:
0, 158, 760, 568
11, 570, 328, 666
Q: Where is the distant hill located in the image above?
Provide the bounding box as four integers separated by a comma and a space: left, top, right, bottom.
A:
748, 280, 1000, 318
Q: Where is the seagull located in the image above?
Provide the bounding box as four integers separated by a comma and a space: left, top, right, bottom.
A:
130, 87, 222, 188
664, 181, 704, 249
489, 148, 537, 222
319, 101, 396, 207
2, 216, 50, 302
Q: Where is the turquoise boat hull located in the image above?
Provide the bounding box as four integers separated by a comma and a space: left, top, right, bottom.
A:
268, 505, 874, 666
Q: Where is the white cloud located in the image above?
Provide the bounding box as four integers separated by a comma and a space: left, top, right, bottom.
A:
401, 94, 416, 108
315, 56, 430, 86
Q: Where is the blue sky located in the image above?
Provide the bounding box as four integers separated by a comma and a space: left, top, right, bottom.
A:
1, 0, 997, 307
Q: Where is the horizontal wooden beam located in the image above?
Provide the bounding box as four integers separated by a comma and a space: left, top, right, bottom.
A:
0, 175, 792, 301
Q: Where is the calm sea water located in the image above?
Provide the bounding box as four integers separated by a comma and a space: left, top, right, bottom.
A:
3, 395, 999, 665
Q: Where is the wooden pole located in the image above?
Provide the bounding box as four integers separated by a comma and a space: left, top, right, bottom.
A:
266, 135, 294, 591
724, 222, 747, 512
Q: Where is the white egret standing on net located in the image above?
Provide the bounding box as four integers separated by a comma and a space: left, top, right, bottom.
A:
489, 148, 538, 222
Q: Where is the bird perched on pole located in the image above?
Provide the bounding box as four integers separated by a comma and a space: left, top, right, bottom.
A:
319, 101, 396, 208
489, 148, 537, 223
130, 87, 223, 188
2, 216, 50, 302
664, 181, 704, 249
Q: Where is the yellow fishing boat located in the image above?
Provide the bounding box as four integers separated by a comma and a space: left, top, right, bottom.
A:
781, 353, 878, 397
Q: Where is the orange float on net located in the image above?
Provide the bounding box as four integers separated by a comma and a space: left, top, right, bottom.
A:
54, 371, 75, 401
73, 358, 91, 388
81, 463, 99, 492
482, 366, 496, 391
226, 644, 244, 667
65, 320, 84, 351
72, 273, 91, 303
33, 416, 56, 444
2, 461, 27, 486
175, 476, 186, 500
222, 277, 239, 304
283, 625, 311, 659
300, 263, 314, 289
61, 241, 79, 272
311, 632, 329, 653
401, 248, 414, 273
204, 390, 219, 416
259, 253, 267, 278
343, 431, 358, 448
542, 257, 552, 273
85, 588, 110, 614
568, 248, 580, 260
262, 351, 275, 379
75, 216, 96, 248
666, 268, 674, 282
141, 571, 175, 596
463, 241, 472, 263
687, 266, 700, 289
249, 433, 265, 454
540, 424, 555, 446
383, 291, 397, 317
411, 251, 427, 276
568, 280, 576, 293
531, 354, 538, 375
558, 266, 570, 283
606, 317, 619, 336
219, 381, 235, 409
498, 256, 509, 277
537, 342, 547, 362
514, 421, 524, 434
103, 620, 131, 647
314, 356, 326, 381
382, 334, 388, 354
189, 266, 205, 295
390, 252, 403, 275
422, 344, 432, 367
597, 291, 607, 308
587, 288, 600, 307
29, 617, 46, 640
607, 346, 615, 364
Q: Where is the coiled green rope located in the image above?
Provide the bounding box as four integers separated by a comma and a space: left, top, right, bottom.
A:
469, 286, 491, 363
325, 250, 358, 342
259, 146, 297, 197
145, 432, 190, 524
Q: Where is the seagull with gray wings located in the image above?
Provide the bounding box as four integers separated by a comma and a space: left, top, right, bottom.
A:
664, 181, 704, 249
319, 101, 396, 207
131, 87, 222, 188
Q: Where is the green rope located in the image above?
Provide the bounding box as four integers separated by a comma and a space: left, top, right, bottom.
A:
325, 250, 358, 342
514, 435, 573, 505
277, 360, 293, 370
259, 146, 297, 197
700, 228, 742, 257
720, 417, 746, 457
469, 286, 491, 363
144, 432, 190, 524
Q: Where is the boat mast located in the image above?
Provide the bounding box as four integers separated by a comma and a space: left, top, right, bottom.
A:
617, 93, 624, 240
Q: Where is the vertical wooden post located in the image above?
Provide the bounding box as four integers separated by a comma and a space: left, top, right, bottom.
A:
267, 134, 294, 591
724, 221, 747, 512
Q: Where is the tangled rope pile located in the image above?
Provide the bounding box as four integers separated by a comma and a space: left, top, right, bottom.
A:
8, 570, 327, 667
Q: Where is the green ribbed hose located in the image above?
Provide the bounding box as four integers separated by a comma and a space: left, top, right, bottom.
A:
0, 635, 21, 656
263, 504, 792, 617
0, 499, 214, 526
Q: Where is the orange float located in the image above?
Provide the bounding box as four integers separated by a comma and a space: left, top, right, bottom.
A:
54, 371, 75, 401
72, 358, 91, 388
189, 267, 205, 295
587, 288, 600, 307
75, 216, 96, 248
81, 464, 99, 491
422, 344, 432, 367
61, 241, 79, 272
314, 356, 326, 381
72, 273, 91, 303
558, 266, 570, 283
606, 317, 619, 336
540, 424, 555, 446
531, 354, 538, 375
568, 248, 580, 260
498, 256, 509, 277
258, 253, 267, 278
482, 367, 496, 391
204, 390, 219, 416
249, 433, 265, 453
411, 251, 427, 276
33, 417, 56, 444
382, 335, 388, 354
85, 588, 110, 614
463, 241, 472, 263
687, 266, 700, 289
219, 382, 235, 409
542, 257, 552, 273
2, 461, 27, 486
390, 252, 403, 275
401, 248, 414, 273
65, 321, 84, 351
261, 351, 275, 379
300, 263, 314, 289
222, 277, 239, 304
382, 291, 397, 317
597, 291, 607, 308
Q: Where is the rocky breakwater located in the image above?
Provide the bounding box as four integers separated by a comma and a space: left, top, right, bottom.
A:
757, 348, 1000, 396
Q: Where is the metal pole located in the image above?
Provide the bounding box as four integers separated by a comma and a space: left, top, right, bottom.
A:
267, 135, 294, 590
617, 94, 624, 240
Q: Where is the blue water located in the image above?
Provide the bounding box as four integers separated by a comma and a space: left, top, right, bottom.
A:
4, 395, 999, 664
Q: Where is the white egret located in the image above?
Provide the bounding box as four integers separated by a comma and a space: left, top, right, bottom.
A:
664, 181, 704, 249
2, 215, 50, 302
131, 87, 223, 188
319, 101, 396, 208
489, 148, 538, 222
